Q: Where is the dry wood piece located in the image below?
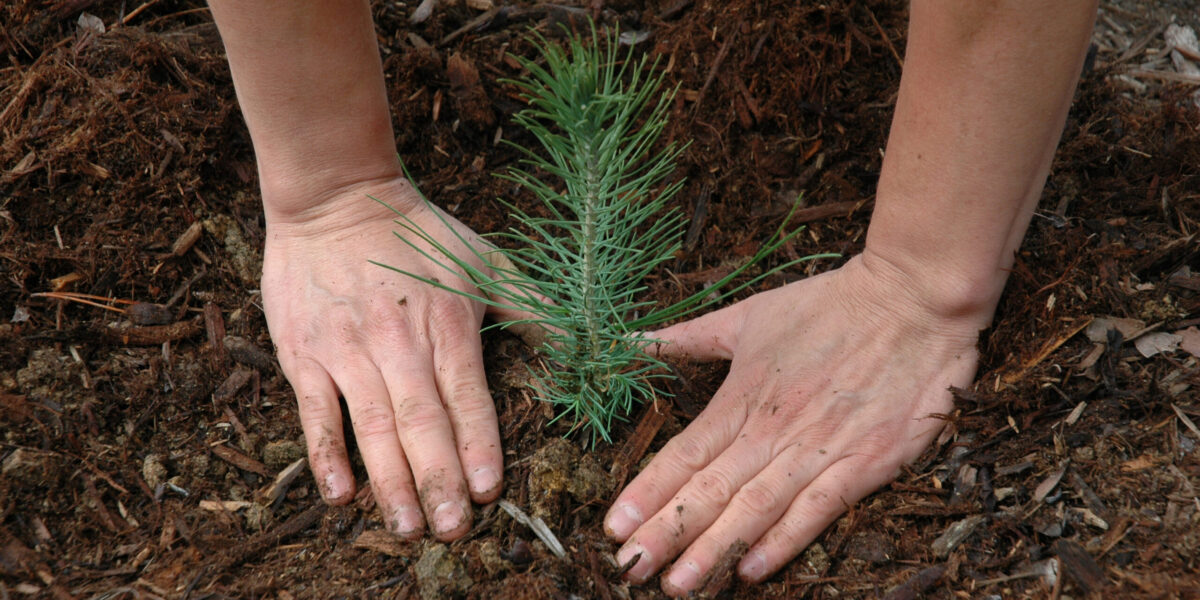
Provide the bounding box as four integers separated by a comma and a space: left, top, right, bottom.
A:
883, 565, 946, 600
353, 529, 410, 557
102, 320, 202, 345
608, 398, 669, 500
257, 457, 308, 506
695, 539, 748, 599
210, 443, 273, 478
170, 221, 203, 257
215, 503, 327, 571
1054, 539, 1106, 594
932, 515, 985, 558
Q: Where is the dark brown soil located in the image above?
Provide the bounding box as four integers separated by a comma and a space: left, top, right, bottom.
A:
2, 1, 1199, 598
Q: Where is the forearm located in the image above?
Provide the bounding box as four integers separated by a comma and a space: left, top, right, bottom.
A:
207, 0, 402, 223
864, 0, 1097, 321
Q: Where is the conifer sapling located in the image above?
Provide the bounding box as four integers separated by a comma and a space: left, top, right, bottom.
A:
373, 26, 834, 445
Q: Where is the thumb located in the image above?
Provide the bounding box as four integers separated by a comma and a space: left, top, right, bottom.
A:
646, 300, 745, 362
480, 251, 554, 349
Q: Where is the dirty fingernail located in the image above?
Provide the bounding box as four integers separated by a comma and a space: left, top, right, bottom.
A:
739, 550, 766, 581
322, 473, 349, 502
469, 466, 500, 495
605, 503, 643, 539
666, 560, 701, 593
616, 543, 650, 582
391, 506, 423, 537
433, 501, 465, 534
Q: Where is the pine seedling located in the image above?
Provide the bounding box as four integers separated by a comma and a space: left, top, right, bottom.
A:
374, 26, 834, 445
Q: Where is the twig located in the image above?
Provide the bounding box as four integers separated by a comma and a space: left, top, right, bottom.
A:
864, 6, 903, 68
215, 503, 327, 570
692, 25, 740, 116
497, 500, 566, 558
118, 0, 161, 26
1123, 69, 1200, 84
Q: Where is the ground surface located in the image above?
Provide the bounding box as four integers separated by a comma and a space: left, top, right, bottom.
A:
2, 1, 1199, 598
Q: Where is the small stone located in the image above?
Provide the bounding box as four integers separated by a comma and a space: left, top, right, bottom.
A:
415, 543, 473, 599
262, 440, 304, 470
142, 453, 167, 490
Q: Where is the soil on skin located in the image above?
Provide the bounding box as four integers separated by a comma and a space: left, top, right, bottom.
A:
2, 1, 1199, 598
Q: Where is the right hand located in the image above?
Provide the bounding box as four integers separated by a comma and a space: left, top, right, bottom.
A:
260, 176, 522, 540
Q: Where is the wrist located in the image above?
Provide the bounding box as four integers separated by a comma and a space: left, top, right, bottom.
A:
261, 174, 421, 235
857, 244, 1006, 329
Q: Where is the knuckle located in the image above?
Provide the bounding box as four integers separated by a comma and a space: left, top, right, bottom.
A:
429, 297, 475, 329
394, 398, 447, 435
734, 481, 780, 515
667, 435, 713, 473
688, 469, 737, 507
350, 402, 397, 440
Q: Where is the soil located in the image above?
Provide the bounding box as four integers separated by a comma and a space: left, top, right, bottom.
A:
2, 1, 1199, 599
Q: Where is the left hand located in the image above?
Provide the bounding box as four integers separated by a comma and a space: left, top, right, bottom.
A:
604, 253, 988, 596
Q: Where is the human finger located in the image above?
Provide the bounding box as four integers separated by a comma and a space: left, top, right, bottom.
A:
429, 301, 503, 503
657, 441, 831, 596
738, 456, 895, 582
286, 358, 355, 504
646, 300, 744, 361
336, 366, 425, 538
377, 345, 473, 541
604, 383, 748, 544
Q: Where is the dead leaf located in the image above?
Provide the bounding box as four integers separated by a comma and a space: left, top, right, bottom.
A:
1178, 327, 1200, 359
1085, 317, 1145, 342
1134, 331, 1181, 358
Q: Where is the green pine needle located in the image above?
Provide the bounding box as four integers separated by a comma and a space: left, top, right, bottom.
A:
374, 24, 836, 445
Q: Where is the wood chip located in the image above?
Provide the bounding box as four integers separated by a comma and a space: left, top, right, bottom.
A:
1133, 331, 1181, 357
1119, 454, 1164, 472
1172, 403, 1200, 441
171, 221, 203, 257
1178, 327, 1200, 359
199, 500, 252, 512
1033, 463, 1068, 504
883, 565, 946, 600
257, 457, 307, 506
212, 367, 254, 404
210, 443, 272, 477
353, 529, 410, 556
932, 515, 985, 558
695, 539, 748, 598
1053, 539, 1106, 594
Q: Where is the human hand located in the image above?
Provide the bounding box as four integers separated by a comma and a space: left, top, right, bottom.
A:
261, 177, 522, 541
604, 253, 989, 595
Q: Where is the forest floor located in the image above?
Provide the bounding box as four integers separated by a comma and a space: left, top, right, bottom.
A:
2, 0, 1199, 598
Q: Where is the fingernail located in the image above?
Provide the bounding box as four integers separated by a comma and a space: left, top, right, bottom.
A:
391, 506, 423, 537
433, 501, 465, 534
469, 466, 501, 495
605, 503, 644, 539
322, 473, 348, 501
616, 543, 650, 582
666, 560, 701, 593
739, 550, 766, 581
